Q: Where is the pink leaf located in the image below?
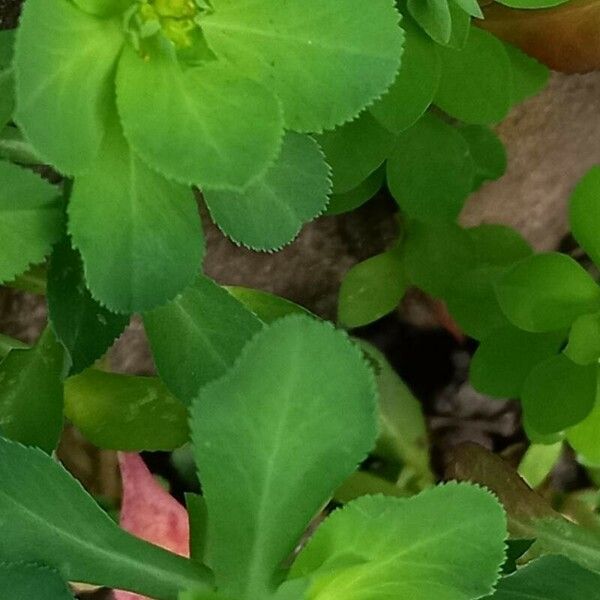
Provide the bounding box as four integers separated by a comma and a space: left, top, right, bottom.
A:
114, 453, 190, 600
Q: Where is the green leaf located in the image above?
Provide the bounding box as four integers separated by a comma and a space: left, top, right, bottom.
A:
224, 287, 314, 324
64, 369, 189, 451
191, 316, 377, 598
144, 276, 263, 404
387, 113, 474, 222
496, 0, 568, 7
0, 563, 74, 600
0, 30, 15, 129
68, 121, 203, 314
567, 400, 600, 466
452, 0, 483, 18
116, 43, 282, 190
517, 442, 563, 488
325, 168, 385, 216
521, 354, 597, 434
402, 220, 476, 297
0, 333, 27, 360
504, 42, 549, 105
0, 437, 213, 599
459, 125, 507, 190
290, 484, 506, 600
317, 112, 395, 194
564, 311, 600, 365
370, 16, 441, 133
186, 493, 209, 563
14, 0, 123, 174
492, 555, 600, 599
435, 27, 512, 124
407, 0, 452, 45
446, 1, 471, 50
0, 328, 65, 453
570, 167, 600, 269
0, 29, 15, 67
470, 325, 565, 398
199, 0, 404, 132
73, 0, 131, 16
47, 237, 129, 375
203, 133, 331, 250
338, 249, 407, 328
467, 224, 533, 265
360, 341, 433, 490
0, 161, 63, 284
496, 253, 600, 332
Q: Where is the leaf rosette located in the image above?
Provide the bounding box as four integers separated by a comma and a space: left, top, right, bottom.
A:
13, 0, 403, 310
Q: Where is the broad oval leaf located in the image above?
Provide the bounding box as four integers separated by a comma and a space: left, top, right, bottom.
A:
521, 354, 597, 434
492, 555, 600, 600
317, 112, 395, 195
144, 276, 263, 405
191, 316, 378, 598
68, 122, 204, 314
564, 311, 600, 365
504, 42, 549, 105
325, 168, 385, 216
48, 237, 129, 375
0, 161, 63, 283
0, 563, 74, 600
65, 370, 189, 451
435, 27, 512, 125
14, 0, 123, 174
0, 437, 212, 599
496, 0, 569, 8
567, 401, 600, 466
199, 0, 404, 132
459, 125, 507, 190
470, 325, 565, 398
569, 167, 600, 269
338, 249, 407, 329
290, 483, 506, 600
496, 253, 600, 332
387, 113, 474, 223
0, 328, 66, 453
407, 0, 452, 45
116, 44, 283, 190
370, 14, 441, 133
203, 133, 331, 250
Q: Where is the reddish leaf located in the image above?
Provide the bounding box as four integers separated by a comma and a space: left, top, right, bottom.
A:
479, 0, 600, 73
114, 453, 190, 600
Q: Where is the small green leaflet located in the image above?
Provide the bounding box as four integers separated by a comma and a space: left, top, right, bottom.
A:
65, 369, 189, 451
504, 42, 549, 106
517, 442, 563, 488
317, 112, 395, 194
47, 237, 129, 375
0, 161, 63, 283
0, 437, 213, 599
144, 276, 263, 404
117, 43, 283, 191
0, 328, 65, 453
370, 16, 441, 134
496, 253, 600, 332
289, 484, 506, 600
492, 555, 600, 599
199, 0, 404, 133
387, 113, 474, 223
68, 121, 204, 314
567, 401, 600, 466
564, 311, 600, 365
522, 354, 597, 434
224, 286, 313, 324
338, 248, 407, 328
0, 563, 74, 600
435, 27, 512, 125
470, 325, 566, 398
191, 316, 377, 598
459, 125, 507, 190
14, 0, 123, 174
203, 133, 331, 250
402, 220, 477, 298
569, 167, 600, 269
407, 0, 453, 45
325, 168, 385, 216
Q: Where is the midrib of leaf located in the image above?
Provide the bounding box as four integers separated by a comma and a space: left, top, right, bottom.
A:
0, 485, 212, 598
242, 335, 303, 598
